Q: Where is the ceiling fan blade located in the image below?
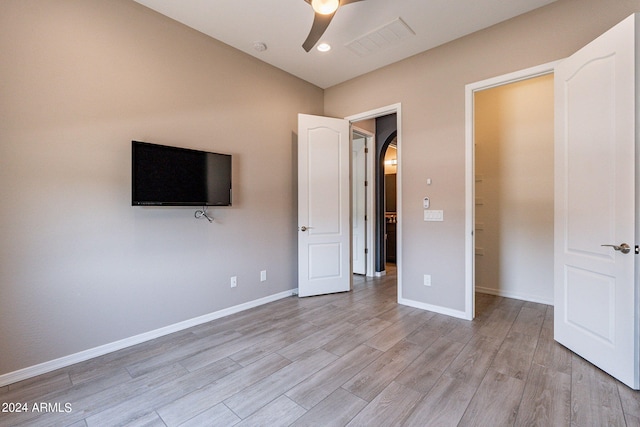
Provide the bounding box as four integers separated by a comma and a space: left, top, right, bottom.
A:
302, 11, 335, 52
339, 0, 366, 5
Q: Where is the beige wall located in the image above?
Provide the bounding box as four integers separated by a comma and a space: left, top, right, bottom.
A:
325, 0, 640, 313
3, 0, 640, 380
474, 75, 554, 304
353, 118, 375, 134
0, 0, 322, 376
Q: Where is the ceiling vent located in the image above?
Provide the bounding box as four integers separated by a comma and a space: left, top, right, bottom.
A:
345, 17, 415, 57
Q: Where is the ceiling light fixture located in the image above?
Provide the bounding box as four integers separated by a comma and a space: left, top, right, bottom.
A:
311, 0, 339, 15
317, 43, 331, 52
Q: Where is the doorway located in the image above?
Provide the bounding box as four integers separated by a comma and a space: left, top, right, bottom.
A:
347, 104, 402, 299
474, 74, 554, 306
383, 141, 397, 266
349, 113, 398, 278
465, 62, 559, 319
297, 107, 401, 298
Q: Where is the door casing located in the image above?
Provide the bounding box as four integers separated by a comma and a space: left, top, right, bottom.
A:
465, 61, 561, 320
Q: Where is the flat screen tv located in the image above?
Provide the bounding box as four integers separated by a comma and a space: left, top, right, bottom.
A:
132, 141, 232, 206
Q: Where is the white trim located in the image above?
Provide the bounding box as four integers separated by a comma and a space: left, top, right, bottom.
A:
475, 286, 554, 306
464, 61, 560, 320
0, 290, 295, 387
345, 103, 402, 122
346, 103, 403, 303
398, 297, 468, 320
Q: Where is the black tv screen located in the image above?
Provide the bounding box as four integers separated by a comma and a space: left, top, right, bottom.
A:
132, 141, 232, 206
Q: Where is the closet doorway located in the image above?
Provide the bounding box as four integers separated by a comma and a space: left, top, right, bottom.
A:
466, 62, 558, 318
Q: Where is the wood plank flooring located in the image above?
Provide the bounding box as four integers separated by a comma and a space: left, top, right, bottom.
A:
2, 266, 640, 426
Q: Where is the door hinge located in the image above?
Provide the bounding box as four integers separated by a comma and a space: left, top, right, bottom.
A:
635, 245, 639, 254
364, 215, 367, 221
364, 181, 368, 186
365, 248, 368, 254
365, 147, 369, 153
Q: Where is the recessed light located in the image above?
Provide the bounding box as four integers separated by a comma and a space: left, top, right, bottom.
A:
317, 43, 331, 52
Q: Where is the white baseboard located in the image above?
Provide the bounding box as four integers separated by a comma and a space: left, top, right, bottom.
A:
398, 297, 469, 320
475, 286, 553, 306
0, 289, 296, 388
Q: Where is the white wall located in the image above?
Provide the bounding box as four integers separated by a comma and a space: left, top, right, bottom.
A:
0, 0, 323, 377
474, 74, 554, 304
325, 0, 640, 314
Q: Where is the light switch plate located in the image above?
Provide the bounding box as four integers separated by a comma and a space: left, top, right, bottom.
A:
424, 210, 444, 221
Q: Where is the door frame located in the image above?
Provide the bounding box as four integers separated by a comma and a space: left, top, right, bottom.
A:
464, 61, 560, 320
352, 126, 376, 277
346, 103, 402, 297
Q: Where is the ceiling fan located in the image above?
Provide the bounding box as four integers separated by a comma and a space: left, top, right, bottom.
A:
302, 0, 365, 52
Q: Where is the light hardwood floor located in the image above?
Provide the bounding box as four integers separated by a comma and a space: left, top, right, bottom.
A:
2, 266, 640, 426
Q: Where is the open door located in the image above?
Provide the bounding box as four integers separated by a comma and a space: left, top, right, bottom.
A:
352, 133, 367, 275
298, 114, 351, 297
554, 14, 638, 389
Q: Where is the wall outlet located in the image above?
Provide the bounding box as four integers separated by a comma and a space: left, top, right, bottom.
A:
423, 274, 431, 287
230, 276, 237, 288
260, 270, 267, 282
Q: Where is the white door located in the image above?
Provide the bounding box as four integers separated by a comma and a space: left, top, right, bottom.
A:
352, 135, 367, 275
554, 14, 638, 389
298, 114, 352, 297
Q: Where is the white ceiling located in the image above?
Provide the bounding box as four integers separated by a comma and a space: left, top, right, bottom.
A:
133, 0, 558, 89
